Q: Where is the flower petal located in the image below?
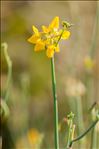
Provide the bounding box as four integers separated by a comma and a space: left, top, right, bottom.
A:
34, 40, 45, 51
32, 26, 39, 34
61, 30, 70, 39
49, 16, 59, 29
42, 25, 49, 33
28, 35, 39, 44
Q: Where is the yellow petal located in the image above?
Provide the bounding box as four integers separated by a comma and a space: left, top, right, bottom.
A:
32, 26, 39, 34
55, 45, 60, 52
46, 45, 54, 58
42, 25, 49, 33
28, 35, 39, 44
61, 30, 70, 39
34, 40, 45, 52
49, 16, 59, 29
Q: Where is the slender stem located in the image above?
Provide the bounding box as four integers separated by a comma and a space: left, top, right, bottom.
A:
66, 119, 72, 148
91, 127, 97, 149
69, 119, 99, 147
89, 0, 99, 58
51, 57, 59, 149
1, 43, 12, 101
76, 96, 84, 134
50, 28, 64, 149
56, 29, 64, 46
91, 108, 98, 149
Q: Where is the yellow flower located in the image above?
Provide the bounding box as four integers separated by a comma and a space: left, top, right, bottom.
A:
27, 128, 44, 148
28, 129, 40, 144
28, 16, 70, 58
16, 128, 44, 149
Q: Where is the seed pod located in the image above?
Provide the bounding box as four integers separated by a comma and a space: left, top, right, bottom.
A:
62, 21, 74, 28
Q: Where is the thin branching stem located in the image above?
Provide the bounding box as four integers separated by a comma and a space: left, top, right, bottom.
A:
69, 119, 99, 148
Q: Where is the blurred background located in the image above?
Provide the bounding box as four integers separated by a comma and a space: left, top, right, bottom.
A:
1, 1, 99, 149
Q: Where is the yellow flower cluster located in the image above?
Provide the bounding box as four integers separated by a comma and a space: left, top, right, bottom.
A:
16, 128, 44, 149
27, 129, 42, 144
28, 17, 70, 58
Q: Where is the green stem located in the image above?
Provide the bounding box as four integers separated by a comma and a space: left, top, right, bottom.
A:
69, 119, 99, 148
56, 29, 64, 46
90, 109, 99, 149
91, 127, 98, 149
2, 43, 12, 101
89, 0, 99, 58
51, 57, 59, 149
76, 96, 84, 135
66, 119, 72, 149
